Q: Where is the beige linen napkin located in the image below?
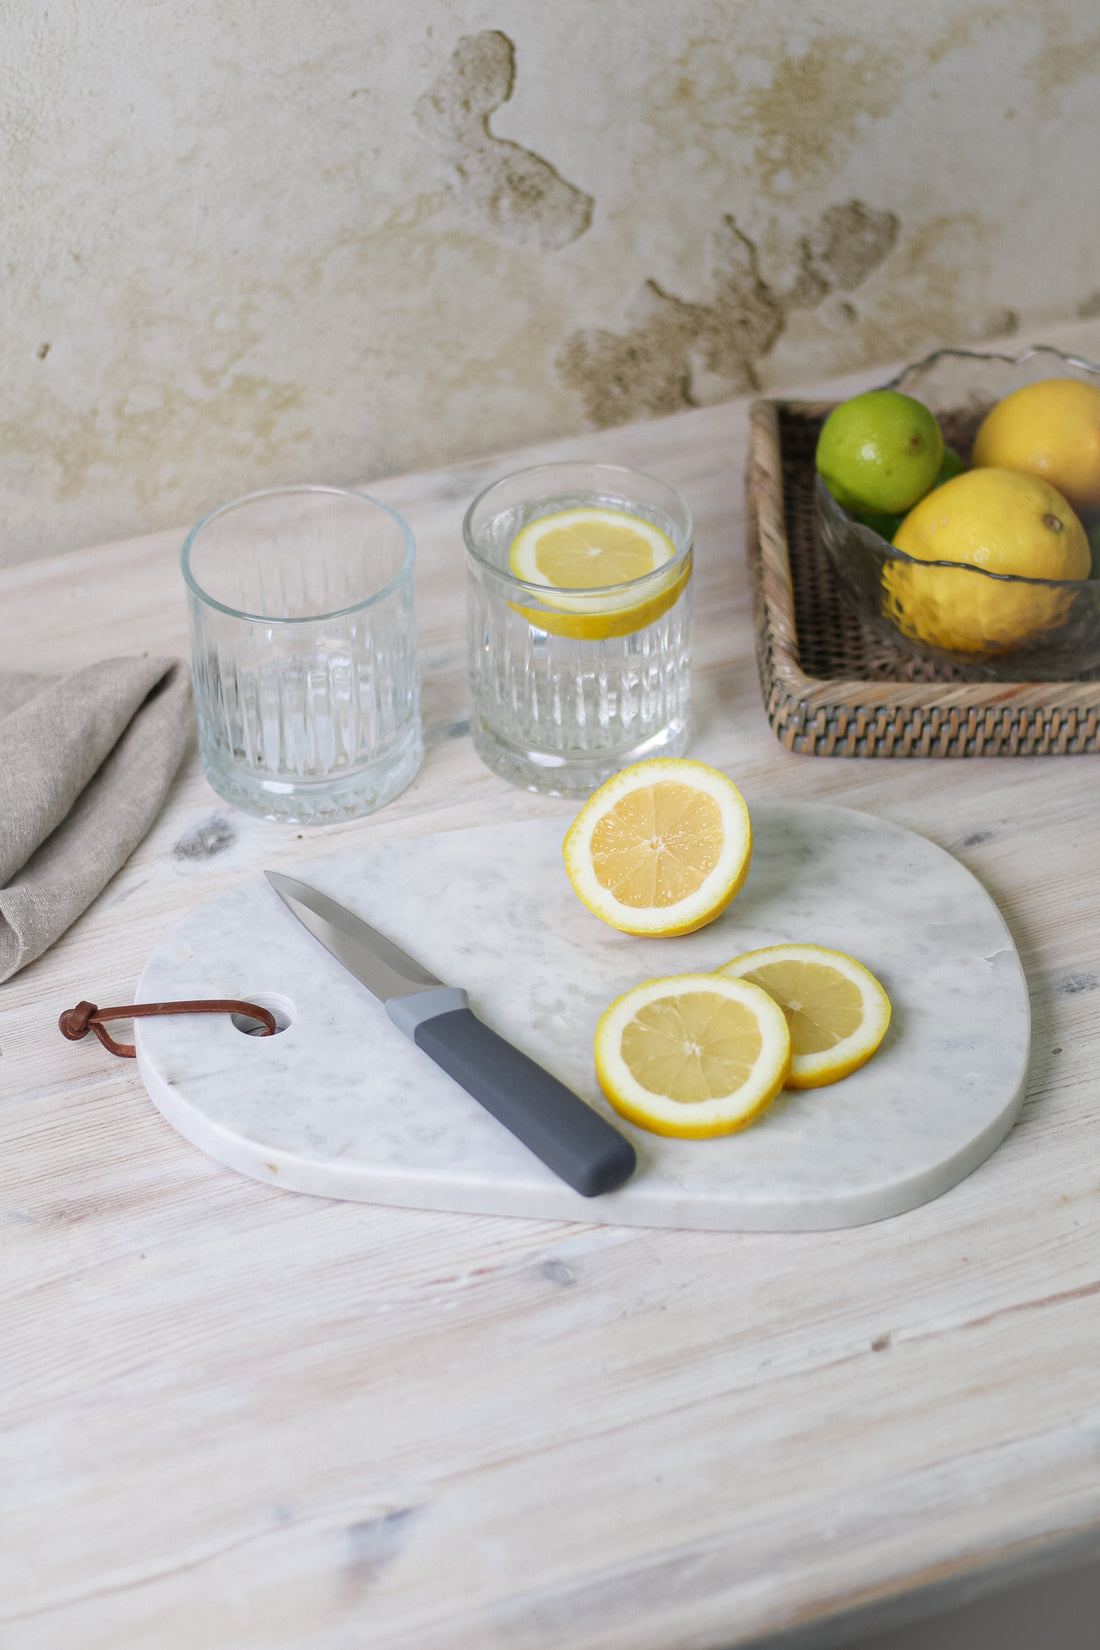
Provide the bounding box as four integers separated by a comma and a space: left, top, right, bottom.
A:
0, 657, 194, 983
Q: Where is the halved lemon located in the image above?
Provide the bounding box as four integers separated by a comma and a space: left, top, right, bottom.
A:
508, 506, 688, 640
594, 973, 792, 1137
716, 943, 891, 1088
563, 759, 753, 936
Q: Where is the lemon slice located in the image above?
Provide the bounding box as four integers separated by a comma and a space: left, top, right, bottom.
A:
508, 506, 687, 641
563, 759, 753, 936
594, 973, 792, 1137
716, 943, 891, 1089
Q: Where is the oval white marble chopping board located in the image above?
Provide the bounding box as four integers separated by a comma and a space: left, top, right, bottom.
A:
135, 802, 1030, 1231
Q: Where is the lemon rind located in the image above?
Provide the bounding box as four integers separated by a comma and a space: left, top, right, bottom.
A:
972, 379, 1100, 514
563, 759, 754, 937
716, 942, 891, 1089
594, 973, 792, 1138
507, 560, 690, 641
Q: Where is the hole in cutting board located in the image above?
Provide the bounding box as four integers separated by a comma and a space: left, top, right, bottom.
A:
232, 994, 296, 1036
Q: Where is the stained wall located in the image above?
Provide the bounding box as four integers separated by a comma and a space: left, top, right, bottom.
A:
4, 1, 1100, 565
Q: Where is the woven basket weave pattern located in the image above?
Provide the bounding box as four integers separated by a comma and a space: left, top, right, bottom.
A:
746, 401, 1100, 758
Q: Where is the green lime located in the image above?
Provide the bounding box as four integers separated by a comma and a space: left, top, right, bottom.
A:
855, 447, 962, 540
815, 390, 945, 515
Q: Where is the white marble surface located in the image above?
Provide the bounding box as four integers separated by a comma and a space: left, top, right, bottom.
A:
135, 802, 1030, 1230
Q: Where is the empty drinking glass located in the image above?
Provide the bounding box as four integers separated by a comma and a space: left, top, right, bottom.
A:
182, 486, 421, 824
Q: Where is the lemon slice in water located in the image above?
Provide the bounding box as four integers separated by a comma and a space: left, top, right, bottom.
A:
508, 506, 687, 640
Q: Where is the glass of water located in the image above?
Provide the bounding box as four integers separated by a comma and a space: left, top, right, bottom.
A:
182, 486, 421, 824
463, 461, 693, 796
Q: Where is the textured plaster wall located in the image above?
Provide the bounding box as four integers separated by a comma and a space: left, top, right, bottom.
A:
3, 0, 1100, 566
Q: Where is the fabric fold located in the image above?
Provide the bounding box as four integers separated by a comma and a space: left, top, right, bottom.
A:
0, 657, 194, 983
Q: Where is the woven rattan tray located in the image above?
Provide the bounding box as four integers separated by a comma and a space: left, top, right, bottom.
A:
746, 399, 1100, 756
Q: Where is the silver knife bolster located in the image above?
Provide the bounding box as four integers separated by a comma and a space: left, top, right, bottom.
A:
386, 985, 470, 1039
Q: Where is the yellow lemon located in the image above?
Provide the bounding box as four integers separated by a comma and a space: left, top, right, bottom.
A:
716, 943, 891, 1089
563, 758, 753, 937
882, 467, 1091, 655
972, 377, 1100, 514
593, 973, 792, 1137
508, 506, 688, 641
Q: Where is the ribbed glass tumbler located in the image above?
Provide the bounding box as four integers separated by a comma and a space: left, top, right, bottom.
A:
182, 486, 421, 824
463, 461, 693, 796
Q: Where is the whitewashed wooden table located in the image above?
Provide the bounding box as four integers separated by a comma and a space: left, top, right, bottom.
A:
4, 327, 1100, 1650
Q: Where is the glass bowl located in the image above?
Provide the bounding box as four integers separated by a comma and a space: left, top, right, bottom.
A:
813, 345, 1100, 681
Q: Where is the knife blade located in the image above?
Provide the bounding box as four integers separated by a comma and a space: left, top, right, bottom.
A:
264, 870, 637, 1197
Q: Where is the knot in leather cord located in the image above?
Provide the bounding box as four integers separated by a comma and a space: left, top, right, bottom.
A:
59, 998, 278, 1058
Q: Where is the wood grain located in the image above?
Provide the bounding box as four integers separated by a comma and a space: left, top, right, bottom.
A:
3, 323, 1100, 1650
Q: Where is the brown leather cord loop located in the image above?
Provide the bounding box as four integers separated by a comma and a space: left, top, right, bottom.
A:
59, 999, 278, 1058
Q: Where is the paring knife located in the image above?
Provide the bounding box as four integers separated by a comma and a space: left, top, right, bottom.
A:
264, 871, 637, 1197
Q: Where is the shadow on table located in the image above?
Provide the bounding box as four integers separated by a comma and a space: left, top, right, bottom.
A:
742, 1554, 1100, 1650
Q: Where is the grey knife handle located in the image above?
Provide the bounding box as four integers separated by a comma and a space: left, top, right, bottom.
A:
411, 1007, 636, 1197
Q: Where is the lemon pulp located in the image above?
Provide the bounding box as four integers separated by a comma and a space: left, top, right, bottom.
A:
594, 973, 792, 1137
621, 990, 763, 1103
588, 782, 723, 910
742, 961, 864, 1053
717, 943, 891, 1089
563, 759, 753, 937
